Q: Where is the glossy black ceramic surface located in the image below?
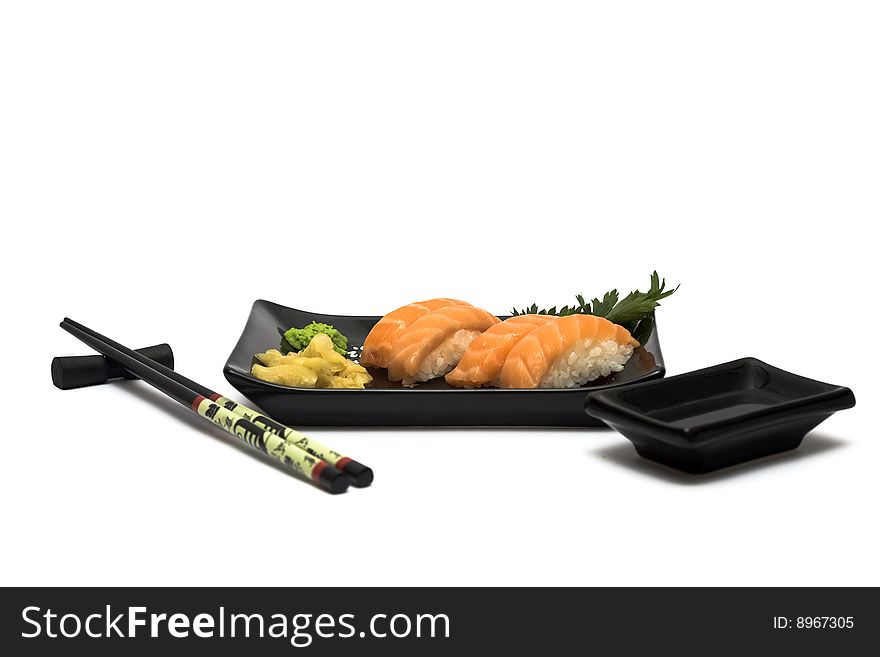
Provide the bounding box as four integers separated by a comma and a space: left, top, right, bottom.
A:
223, 300, 665, 426
586, 358, 855, 473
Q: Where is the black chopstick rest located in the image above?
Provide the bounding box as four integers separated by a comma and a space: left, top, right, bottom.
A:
52, 343, 174, 390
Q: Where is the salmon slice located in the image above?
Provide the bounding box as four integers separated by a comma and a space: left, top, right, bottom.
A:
360, 298, 472, 368
499, 314, 639, 389
387, 306, 501, 384
445, 314, 557, 388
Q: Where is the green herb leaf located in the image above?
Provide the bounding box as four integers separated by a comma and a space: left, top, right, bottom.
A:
604, 272, 678, 324
508, 272, 678, 327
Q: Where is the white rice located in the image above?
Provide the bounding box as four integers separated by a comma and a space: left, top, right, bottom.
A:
538, 338, 634, 389
403, 329, 482, 386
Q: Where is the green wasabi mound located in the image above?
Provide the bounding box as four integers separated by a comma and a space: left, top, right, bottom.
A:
281, 322, 349, 356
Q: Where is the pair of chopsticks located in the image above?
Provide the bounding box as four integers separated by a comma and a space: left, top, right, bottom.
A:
60, 318, 372, 494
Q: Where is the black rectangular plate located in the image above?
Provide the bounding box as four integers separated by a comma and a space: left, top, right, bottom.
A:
223, 300, 666, 426
586, 357, 856, 473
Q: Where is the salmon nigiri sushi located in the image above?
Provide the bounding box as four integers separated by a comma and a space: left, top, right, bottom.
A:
387, 306, 500, 385
445, 314, 557, 388
499, 314, 639, 389
360, 298, 472, 369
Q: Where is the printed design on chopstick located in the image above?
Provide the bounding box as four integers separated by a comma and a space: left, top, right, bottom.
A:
290, 435, 342, 464
196, 400, 267, 453
213, 395, 252, 421
249, 414, 289, 437
194, 398, 327, 479
289, 436, 324, 462
213, 395, 347, 468
268, 439, 303, 474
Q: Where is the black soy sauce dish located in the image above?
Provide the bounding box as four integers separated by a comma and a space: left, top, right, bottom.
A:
586, 358, 855, 474
223, 300, 665, 427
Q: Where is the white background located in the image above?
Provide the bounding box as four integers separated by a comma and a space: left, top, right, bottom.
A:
1, 1, 877, 587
